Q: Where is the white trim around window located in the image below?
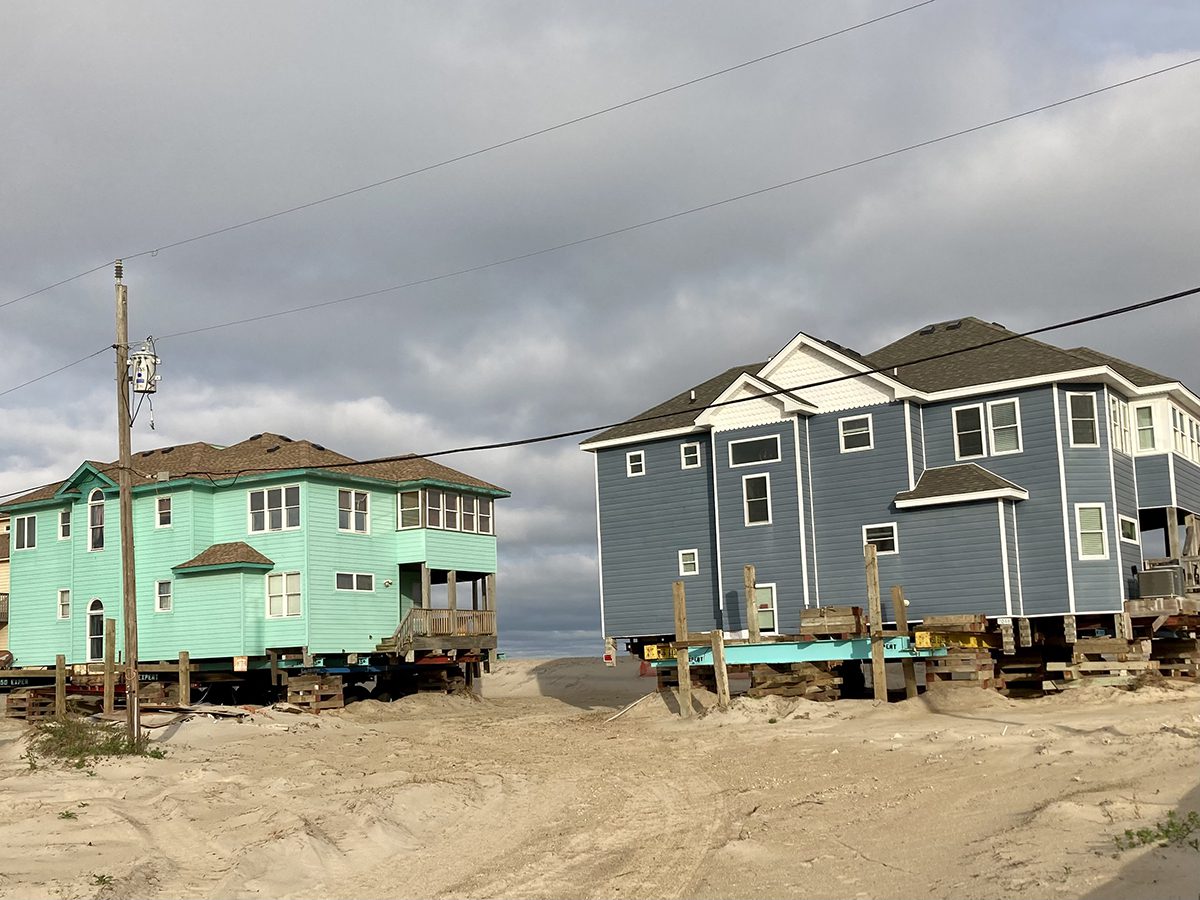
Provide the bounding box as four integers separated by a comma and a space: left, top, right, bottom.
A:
14, 514, 36, 551
1067, 392, 1100, 448
58, 508, 71, 540
752, 582, 778, 634
57, 588, 71, 620
156, 496, 173, 528
728, 434, 782, 468
1118, 515, 1140, 545
338, 489, 370, 534
88, 488, 105, 551
742, 473, 772, 526
678, 549, 699, 577
862, 522, 899, 555
838, 414, 874, 453
155, 580, 173, 612
1133, 404, 1156, 452
1074, 504, 1109, 560
952, 403, 987, 460
680, 442, 702, 469
986, 398, 1023, 456
248, 485, 301, 533
397, 489, 422, 529
335, 572, 375, 592
626, 450, 645, 477
266, 571, 303, 618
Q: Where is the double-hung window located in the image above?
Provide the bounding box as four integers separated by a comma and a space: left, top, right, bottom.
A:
88, 489, 105, 550
953, 405, 986, 459
680, 442, 701, 469
266, 571, 302, 617
863, 523, 899, 555
742, 474, 771, 526
57, 589, 71, 619
1134, 405, 1155, 451
1075, 505, 1108, 560
1068, 393, 1099, 447
626, 451, 645, 477
155, 580, 173, 612
678, 549, 699, 576
249, 486, 300, 533
838, 415, 873, 452
987, 399, 1022, 455
753, 584, 777, 634
58, 509, 71, 540
338, 489, 369, 533
1108, 396, 1132, 456
478, 498, 494, 535
461, 496, 477, 532
335, 572, 375, 592
427, 489, 443, 528
445, 493, 460, 530
14, 514, 36, 551
156, 496, 172, 528
398, 490, 422, 528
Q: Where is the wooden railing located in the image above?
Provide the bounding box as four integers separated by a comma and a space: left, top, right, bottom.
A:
394, 608, 497, 647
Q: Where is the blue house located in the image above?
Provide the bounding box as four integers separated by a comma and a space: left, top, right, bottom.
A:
581, 318, 1200, 645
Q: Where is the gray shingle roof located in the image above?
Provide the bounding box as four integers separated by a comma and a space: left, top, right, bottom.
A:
865, 318, 1089, 392
1066, 347, 1172, 388
0, 433, 507, 509
895, 464, 1026, 504
583, 363, 765, 445
174, 542, 274, 570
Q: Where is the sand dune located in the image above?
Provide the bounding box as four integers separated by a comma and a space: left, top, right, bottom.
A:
0, 657, 1197, 899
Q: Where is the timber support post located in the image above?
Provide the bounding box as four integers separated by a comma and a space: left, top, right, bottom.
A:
103, 618, 116, 714
891, 585, 917, 700
865, 545, 887, 702
55, 654, 67, 718
178, 651, 191, 706
710, 629, 730, 710
743, 564, 760, 643
447, 571, 457, 613
420, 563, 432, 609
673, 581, 692, 718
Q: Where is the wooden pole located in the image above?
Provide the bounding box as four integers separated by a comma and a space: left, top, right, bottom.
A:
743, 564, 760, 643
710, 630, 730, 710
891, 585, 917, 700
485, 573, 496, 612
420, 563, 431, 609
472, 578, 479, 611
103, 618, 116, 714
115, 265, 140, 744
178, 651, 191, 706
55, 654, 67, 718
865, 545, 887, 702
1166, 507, 1182, 558
447, 571, 457, 612
673, 581, 691, 718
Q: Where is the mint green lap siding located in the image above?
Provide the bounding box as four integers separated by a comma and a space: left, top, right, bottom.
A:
305, 482, 403, 653
9, 508, 76, 665
396, 529, 427, 563
147, 571, 248, 659
425, 530, 497, 572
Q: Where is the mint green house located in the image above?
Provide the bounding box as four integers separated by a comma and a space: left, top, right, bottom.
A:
0, 434, 508, 669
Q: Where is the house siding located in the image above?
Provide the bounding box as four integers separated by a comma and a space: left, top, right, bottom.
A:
597, 436, 719, 638
1175, 456, 1200, 515
715, 422, 803, 633
1135, 455, 1173, 509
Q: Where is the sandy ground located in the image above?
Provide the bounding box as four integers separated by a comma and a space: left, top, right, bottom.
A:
0, 658, 1198, 900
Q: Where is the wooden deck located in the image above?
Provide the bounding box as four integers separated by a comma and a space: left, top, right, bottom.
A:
377, 608, 497, 654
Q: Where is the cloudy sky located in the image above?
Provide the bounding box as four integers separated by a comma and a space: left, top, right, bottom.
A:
3, 2, 1199, 655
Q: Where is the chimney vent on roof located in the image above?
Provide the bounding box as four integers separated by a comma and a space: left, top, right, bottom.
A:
919, 325, 936, 335
689, 390, 696, 402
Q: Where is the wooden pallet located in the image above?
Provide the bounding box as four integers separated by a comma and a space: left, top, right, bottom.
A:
1151, 637, 1200, 678
747, 663, 841, 701
925, 648, 997, 689
285, 675, 344, 712
4, 688, 56, 721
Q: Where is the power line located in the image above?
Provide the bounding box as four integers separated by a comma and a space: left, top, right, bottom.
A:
0, 345, 110, 400
2, 282, 1196, 507
0, 1, 939, 314
156, 55, 1200, 341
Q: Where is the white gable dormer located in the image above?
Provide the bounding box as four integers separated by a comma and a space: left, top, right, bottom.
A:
696, 373, 815, 433
757, 332, 908, 412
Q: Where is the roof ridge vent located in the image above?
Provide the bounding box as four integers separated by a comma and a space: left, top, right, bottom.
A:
249, 433, 263, 441
266, 445, 280, 453
945, 321, 962, 331
918, 325, 936, 335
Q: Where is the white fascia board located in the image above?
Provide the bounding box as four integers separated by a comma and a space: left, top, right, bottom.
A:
757, 331, 910, 396
579, 425, 704, 452
895, 487, 1030, 509
694, 373, 811, 427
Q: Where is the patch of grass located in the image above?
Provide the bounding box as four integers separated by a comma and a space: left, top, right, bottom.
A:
58, 809, 77, 820
91, 873, 114, 887
1113, 810, 1200, 852
26, 716, 165, 766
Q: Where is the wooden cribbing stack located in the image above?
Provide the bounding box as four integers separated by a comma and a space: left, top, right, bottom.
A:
919, 614, 998, 689
798, 605, 865, 638
747, 663, 841, 701
286, 674, 344, 712
1045, 637, 1155, 687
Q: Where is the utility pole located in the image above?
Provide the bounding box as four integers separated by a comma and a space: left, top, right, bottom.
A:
115, 260, 140, 744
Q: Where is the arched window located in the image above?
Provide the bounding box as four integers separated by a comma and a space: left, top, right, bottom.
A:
87, 599, 104, 661
88, 489, 105, 551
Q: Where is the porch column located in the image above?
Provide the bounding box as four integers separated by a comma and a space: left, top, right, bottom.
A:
1167, 507, 1182, 558
447, 571, 457, 611
485, 573, 496, 612
420, 563, 431, 609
